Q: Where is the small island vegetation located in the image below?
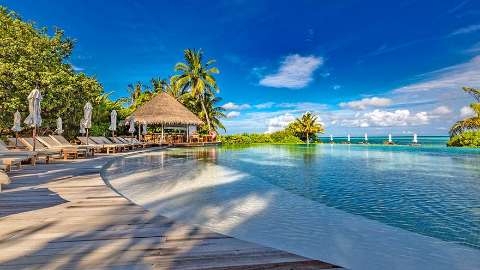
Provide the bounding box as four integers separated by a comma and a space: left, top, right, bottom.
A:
448, 87, 480, 147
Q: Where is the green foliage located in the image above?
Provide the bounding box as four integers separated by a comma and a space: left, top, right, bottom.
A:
288, 112, 325, 143
447, 130, 480, 147
181, 92, 225, 133
0, 6, 103, 139
449, 87, 480, 137
172, 49, 220, 130
219, 130, 303, 145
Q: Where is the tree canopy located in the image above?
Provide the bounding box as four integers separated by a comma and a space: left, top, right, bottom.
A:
0, 6, 104, 139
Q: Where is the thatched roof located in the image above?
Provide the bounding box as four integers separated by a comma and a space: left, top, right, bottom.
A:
127, 92, 204, 126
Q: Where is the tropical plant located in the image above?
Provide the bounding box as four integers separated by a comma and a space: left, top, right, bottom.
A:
447, 130, 480, 147
449, 87, 480, 137
181, 92, 226, 133
289, 112, 325, 144
172, 49, 220, 131
0, 6, 104, 138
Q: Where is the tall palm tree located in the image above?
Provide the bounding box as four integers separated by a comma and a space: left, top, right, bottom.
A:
181, 92, 226, 132
449, 87, 480, 136
291, 112, 324, 144
172, 49, 220, 131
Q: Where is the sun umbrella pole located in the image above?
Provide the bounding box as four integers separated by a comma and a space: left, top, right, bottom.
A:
86, 128, 89, 145
32, 127, 36, 152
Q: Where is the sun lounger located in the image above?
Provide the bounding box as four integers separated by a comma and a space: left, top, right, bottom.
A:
0, 156, 24, 172
0, 170, 10, 192
109, 137, 133, 150
19, 138, 62, 162
131, 137, 151, 148
119, 137, 143, 148
92, 137, 129, 151
0, 140, 37, 165
49, 135, 96, 157
37, 136, 87, 160
78, 137, 116, 154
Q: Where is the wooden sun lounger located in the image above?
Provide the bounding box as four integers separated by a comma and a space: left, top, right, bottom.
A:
37, 136, 87, 160
109, 137, 133, 150
131, 137, 151, 148
77, 137, 116, 154
19, 138, 61, 162
49, 135, 96, 157
0, 140, 37, 165
0, 156, 24, 172
92, 137, 129, 152
119, 137, 143, 148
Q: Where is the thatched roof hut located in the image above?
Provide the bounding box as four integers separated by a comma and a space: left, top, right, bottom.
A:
127, 92, 203, 126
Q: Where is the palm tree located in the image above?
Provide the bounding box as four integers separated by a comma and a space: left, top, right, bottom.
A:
127, 82, 153, 110
291, 112, 324, 144
449, 87, 480, 136
181, 92, 226, 133
172, 49, 220, 131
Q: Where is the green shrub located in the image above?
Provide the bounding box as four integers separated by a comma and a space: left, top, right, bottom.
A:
447, 130, 480, 147
219, 131, 304, 145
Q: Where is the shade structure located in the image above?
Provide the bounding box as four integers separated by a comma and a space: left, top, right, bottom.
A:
55, 117, 64, 135
388, 133, 392, 143
24, 88, 42, 151
347, 134, 351, 142
109, 110, 117, 131
11, 111, 22, 132
142, 122, 147, 135
126, 92, 203, 126
24, 88, 42, 128
364, 133, 368, 141
413, 133, 418, 143
82, 102, 93, 129
330, 135, 333, 141
128, 117, 136, 134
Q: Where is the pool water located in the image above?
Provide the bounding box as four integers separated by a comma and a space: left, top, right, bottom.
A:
104, 144, 480, 270
217, 144, 480, 249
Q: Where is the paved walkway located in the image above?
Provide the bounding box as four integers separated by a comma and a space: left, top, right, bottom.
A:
0, 150, 339, 269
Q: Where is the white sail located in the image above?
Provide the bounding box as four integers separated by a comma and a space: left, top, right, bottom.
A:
388, 134, 392, 143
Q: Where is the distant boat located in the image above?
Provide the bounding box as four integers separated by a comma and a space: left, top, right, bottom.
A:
411, 133, 421, 146
384, 133, 395, 145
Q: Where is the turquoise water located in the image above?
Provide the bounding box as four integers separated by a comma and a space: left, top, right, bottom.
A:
320, 135, 449, 146
185, 144, 480, 249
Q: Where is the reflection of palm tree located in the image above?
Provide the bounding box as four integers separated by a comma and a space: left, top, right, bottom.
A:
449, 87, 480, 136
172, 49, 220, 131
290, 112, 324, 144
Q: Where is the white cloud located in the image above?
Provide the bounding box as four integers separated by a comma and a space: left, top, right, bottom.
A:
226, 111, 241, 118
255, 102, 275, 109
460, 106, 476, 117
341, 109, 430, 128
333, 84, 341, 90
265, 113, 296, 133
259, 54, 323, 89
393, 56, 480, 93
222, 102, 251, 110
450, 24, 480, 36
339, 97, 392, 110
431, 106, 451, 115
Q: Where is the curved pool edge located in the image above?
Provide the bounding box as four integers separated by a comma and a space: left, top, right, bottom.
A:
101, 147, 480, 270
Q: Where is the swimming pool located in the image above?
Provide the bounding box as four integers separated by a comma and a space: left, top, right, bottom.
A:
103, 144, 480, 270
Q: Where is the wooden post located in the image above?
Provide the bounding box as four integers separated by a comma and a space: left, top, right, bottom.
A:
187, 125, 189, 143
161, 123, 164, 144
86, 128, 89, 145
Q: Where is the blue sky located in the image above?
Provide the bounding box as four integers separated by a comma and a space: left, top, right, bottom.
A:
3, 0, 480, 135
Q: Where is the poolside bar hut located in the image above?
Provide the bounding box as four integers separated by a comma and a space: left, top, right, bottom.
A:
126, 92, 204, 144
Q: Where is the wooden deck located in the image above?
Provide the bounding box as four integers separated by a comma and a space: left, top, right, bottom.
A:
0, 150, 340, 270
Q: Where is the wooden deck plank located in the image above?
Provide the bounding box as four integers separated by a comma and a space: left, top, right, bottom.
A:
0, 150, 340, 270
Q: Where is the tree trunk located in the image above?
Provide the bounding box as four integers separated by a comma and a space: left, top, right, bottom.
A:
306, 133, 309, 145
200, 95, 212, 131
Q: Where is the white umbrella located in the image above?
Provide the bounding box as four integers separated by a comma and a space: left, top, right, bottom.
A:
83, 102, 93, 144
109, 110, 117, 137
12, 111, 22, 147
347, 134, 351, 143
364, 133, 368, 142
55, 117, 64, 135
142, 122, 147, 135
128, 117, 136, 134
329, 134, 333, 142
388, 133, 392, 143
413, 133, 418, 143
24, 88, 42, 151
